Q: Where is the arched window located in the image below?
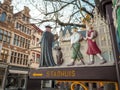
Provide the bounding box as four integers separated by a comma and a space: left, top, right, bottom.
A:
7, 16, 11, 22
0, 12, 6, 22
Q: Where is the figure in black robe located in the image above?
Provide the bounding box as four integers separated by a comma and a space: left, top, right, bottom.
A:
39, 25, 56, 67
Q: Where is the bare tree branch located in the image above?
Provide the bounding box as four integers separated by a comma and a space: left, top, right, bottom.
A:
37, 18, 85, 28
45, 0, 76, 15
81, 0, 95, 8
24, 0, 95, 29
81, 7, 94, 17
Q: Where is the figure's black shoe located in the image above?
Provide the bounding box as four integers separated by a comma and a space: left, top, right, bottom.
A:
77, 62, 85, 65
67, 62, 75, 66
81, 61, 85, 65
87, 61, 94, 65
100, 60, 107, 64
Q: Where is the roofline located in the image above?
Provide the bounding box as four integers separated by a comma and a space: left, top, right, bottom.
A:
31, 24, 43, 33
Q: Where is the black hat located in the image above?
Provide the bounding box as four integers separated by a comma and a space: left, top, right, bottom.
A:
45, 25, 52, 29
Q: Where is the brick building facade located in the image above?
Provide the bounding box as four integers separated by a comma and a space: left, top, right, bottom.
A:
0, 0, 42, 89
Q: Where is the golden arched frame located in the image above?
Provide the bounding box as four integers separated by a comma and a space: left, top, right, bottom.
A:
71, 81, 88, 90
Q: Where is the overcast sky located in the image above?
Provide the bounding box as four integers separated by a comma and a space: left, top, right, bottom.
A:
0, 0, 94, 33
0, 0, 74, 32
0, 0, 46, 30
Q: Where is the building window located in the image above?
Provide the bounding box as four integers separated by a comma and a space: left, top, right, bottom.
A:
15, 22, 31, 35
23, 55, 28, 65
17, 53, 20, 64
25, 39, 27, 48
3, 31, 7, 42
22, 14, 29, 22
13, 34, 29, 49
15, 22, 19, 29
0, 12, 6, 22
13, 52, 17, 63
0, 29, 3, 41
7, 16, 11, 22
27, 17, 29, 22
19, 24, 21, 30
32, 35, 35, 45
22, 14, 26, 21
10, 52, 14, 63
25, 39, 30, 49
19, 54, 22, 64
7, 32, 11, 43
10, 52, 17, 64
14, 34, 18, 46
0, 29, 11, 43
24, 27, 27, 33
10, 51, 28, 65
22, 38, 25, 48
29, 30, 31, 35
21, 25, 24, 32
37, 38, 39, 42
20, 37, 24, 48
26, 55, 28, 65
0, 49, 9, 63
23, 55, 26, 65
23, 26, 25, 32
28, 40, 30, 49
19, 37, 22, 47
27, 28, 29, 34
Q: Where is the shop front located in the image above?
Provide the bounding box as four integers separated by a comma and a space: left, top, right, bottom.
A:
0, 63, 8, 90
5, 66, 29, 90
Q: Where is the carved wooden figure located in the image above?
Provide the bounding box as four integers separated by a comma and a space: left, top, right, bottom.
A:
85, 21, 107, 65
54, 46, 64, 66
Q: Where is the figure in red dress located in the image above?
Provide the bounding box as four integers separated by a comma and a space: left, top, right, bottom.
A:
86, 29, 101, 55
85, 22, 107, 65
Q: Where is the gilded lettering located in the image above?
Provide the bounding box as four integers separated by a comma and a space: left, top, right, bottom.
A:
62, 71, 65, 76
57, 71, 61, 76
51, 71, 54, 76
72, 70, 76, 77
46, 70, 76, 77
53, 71, 57, 76
46, 71, 50, 77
